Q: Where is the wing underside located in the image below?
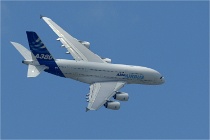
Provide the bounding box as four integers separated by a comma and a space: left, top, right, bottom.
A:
87, 81, 126, 111
41, 16, 105, 63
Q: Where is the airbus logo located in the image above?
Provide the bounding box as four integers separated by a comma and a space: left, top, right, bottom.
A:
116, 72, 144, 79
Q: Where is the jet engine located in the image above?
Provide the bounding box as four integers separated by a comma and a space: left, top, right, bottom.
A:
113, 92, 129, 101
104, 101, 120, 110
78, 40, 90, 49
102, 58, 111, 63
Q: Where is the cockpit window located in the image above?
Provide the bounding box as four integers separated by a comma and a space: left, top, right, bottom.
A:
160, 76, 163, 79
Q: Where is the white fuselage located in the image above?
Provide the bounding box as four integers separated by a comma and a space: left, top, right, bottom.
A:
50, 59, 165, 85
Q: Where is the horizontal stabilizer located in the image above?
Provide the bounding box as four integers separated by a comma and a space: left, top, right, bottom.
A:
27, 64, 48, 77
11, 42, 34, 60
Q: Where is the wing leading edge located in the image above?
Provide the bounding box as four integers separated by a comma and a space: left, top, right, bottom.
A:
41, 16, 105, 63
87, 82, 126, 111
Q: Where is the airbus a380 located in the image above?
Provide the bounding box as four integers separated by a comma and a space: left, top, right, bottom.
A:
11, 16, 165, 111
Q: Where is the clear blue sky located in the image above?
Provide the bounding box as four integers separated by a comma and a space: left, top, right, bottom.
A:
1, 1, 209, 139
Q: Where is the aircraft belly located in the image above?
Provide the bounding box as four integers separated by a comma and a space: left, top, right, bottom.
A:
65, 74, 121, 84
56, 60, 159, 85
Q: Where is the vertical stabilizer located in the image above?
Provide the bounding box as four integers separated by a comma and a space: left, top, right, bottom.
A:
11, 32, 64, 78
26, 31, 65, 77
26, 31, 55, 64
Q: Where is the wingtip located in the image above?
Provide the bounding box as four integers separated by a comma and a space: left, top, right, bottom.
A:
10, 41, 15, 45
86, 107, 90, 112
10, 41, 17, 45
40, 14, 45, 19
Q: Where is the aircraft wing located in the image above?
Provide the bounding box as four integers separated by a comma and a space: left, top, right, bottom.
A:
87, 81, 126, 111
41, 16, 105, 63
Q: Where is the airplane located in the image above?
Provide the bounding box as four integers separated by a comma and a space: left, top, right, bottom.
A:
11, 16, 165, 111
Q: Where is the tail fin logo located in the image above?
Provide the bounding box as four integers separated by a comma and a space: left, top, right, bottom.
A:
26, 31, 55, 63
29, 36, 47, 53
33, 38, 45, 48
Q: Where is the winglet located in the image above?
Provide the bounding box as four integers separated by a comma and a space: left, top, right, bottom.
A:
86, 107, 90, 112
40, 14, 45, 19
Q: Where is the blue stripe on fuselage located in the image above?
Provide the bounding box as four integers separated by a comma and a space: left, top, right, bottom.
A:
41, 60, 65, 78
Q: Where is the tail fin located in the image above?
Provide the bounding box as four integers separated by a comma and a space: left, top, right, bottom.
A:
26, 31, 54, 65
11, 32, 63, 78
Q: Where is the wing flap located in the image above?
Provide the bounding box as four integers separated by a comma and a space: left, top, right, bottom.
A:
87, 81, 126, 111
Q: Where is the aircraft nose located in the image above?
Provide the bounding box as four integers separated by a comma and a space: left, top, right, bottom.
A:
160, 76, 165, 84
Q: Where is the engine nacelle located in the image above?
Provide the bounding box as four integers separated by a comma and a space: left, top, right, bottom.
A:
104, 101, 120, 110
113, 92, 129, 101
102, 58, 112, 63
79, 40, 90, 49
